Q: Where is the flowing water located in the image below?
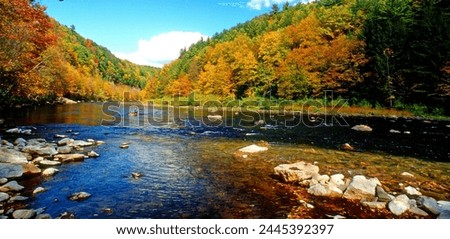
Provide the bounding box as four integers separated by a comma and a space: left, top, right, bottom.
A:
1, 103, 449, 218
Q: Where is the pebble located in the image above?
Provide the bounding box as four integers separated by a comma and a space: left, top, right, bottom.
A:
120, 143, 129, 149
9, 195, 29, 202
405, 186, 422, 196
0, 192, 9, 202
12, 209, 36, 219
0, 178, 7, 185
87, 151, 100, 158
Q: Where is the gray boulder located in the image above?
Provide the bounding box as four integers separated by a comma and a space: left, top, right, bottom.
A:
0, 148, 28, 164
23, 145, 57, 156
417, 196, 440, 215
388, 194, 411, 216
274, 162, 319, 183
437, 201, 450, 219
343, 175, 380, 201
0, 181, 24, 192
0, 163, 23, 178
58, 138, 74, 146
0, 178, 7, 184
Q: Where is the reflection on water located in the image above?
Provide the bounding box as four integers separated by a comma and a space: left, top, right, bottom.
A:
1, 103, 449, 218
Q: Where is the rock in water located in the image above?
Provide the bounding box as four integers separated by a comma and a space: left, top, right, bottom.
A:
238, 144, 268, 153
132, 172, 143, 179
0, 192, 9, 202
207, 115, 223, 121
0, 181, 24, 192
69, 192, 91, 201
388, 194, 411, 216
351, 125, 373, 132
343, 175, 380, 201
0, 163, 23, 178
340, 143, 354, 151
42, 168, 59, 177
33, 187, 47, 195
87, 151, 100, 158
274, 162, 319, 183
12, 209, 36, 219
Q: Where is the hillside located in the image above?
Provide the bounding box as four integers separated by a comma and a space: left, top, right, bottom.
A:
0, 0, 159, 106
144, 0, 450, 114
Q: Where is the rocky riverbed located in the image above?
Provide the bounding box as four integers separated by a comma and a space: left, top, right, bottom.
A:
0, 127, 102, 219
272, 161, 450, 219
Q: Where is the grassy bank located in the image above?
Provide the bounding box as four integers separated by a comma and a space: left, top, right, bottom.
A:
142, 95, 449, 120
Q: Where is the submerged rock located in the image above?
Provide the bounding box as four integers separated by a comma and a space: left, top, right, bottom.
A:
343, 175, 380, 201
274, 162, 319, 183
69, 192, 91, 201
238, 144, 268, 153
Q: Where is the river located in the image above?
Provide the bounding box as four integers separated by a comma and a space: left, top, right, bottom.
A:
1, 102, 449, 218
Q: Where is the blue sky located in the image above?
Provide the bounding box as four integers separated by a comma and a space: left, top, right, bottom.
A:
40, 0, 305, 67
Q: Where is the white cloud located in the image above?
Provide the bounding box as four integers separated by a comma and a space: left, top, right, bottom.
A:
114, 31, 208, 68
246, 0, 307, 10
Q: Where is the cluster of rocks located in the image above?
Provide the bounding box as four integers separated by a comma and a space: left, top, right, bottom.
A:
274, 161, 450, 219
0, 128, 102, 219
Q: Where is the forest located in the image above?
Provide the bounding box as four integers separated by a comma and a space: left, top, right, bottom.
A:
0, 0, 158, 106
144, 0, 450, 115
1, 0, 449, 115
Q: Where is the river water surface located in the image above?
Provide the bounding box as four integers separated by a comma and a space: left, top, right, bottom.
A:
1, 103, 449, 218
